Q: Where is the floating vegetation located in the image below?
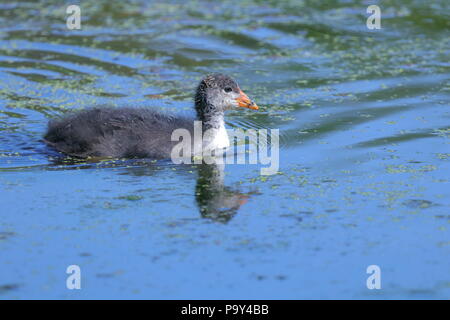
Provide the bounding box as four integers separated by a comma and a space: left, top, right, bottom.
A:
0, 0, 449, 300
402, 199, 436, 209
116, 195, 144, 201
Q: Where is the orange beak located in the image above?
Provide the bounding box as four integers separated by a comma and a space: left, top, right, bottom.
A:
236, 89, 259, 110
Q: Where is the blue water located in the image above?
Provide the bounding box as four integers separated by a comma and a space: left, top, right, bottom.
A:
0, 0, 449, 299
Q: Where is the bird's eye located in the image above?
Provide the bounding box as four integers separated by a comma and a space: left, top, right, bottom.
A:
224, 87, 233, 93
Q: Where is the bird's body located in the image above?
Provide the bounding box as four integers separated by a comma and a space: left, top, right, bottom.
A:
44, 107, 192, 158
44, 74, 258, 159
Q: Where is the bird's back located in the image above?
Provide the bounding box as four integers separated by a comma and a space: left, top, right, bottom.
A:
44, 107, 194, 159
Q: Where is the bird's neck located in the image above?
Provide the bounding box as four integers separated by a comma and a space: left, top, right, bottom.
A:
196, 103, 229, 151
203, 121, 229, 150
196, 102, 223, 128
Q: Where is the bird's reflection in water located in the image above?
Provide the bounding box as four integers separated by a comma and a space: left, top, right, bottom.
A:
46, 152, 251, 223
195, 163, 249, 223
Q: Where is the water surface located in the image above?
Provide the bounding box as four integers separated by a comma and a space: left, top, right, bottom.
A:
0, 0, 449, 299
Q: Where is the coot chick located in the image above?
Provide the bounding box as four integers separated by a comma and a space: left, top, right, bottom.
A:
44, 74, 258, 159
